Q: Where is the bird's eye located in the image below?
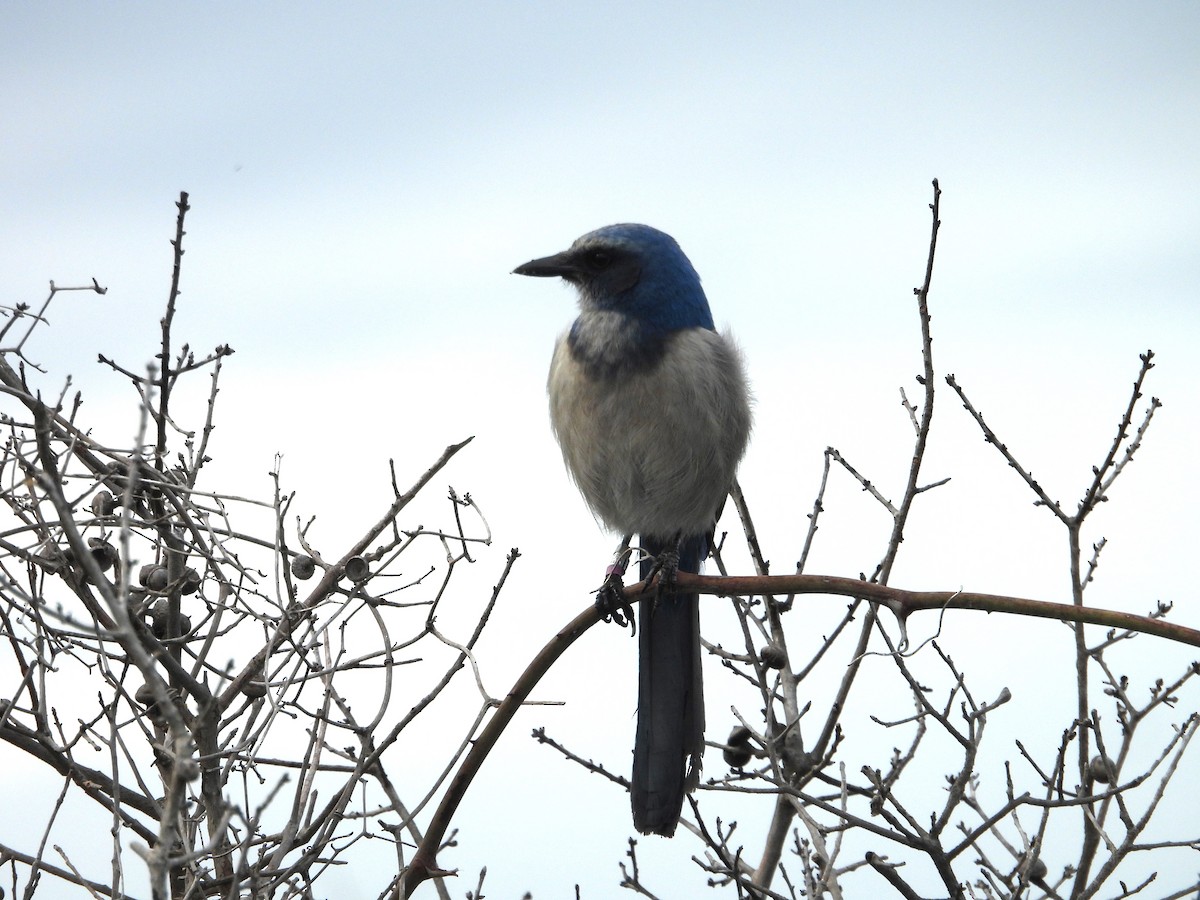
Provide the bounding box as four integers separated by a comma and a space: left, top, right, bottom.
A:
584, 249, 613, 270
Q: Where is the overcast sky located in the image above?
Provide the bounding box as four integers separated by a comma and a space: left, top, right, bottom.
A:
3, 3, 1199, 897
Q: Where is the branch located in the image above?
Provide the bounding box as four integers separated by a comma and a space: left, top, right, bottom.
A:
397, 602, 603, 896
673, 572, 1200, 649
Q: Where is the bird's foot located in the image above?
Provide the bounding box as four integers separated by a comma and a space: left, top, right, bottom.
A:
645, 545, 681, 600
594, 555, 636, 632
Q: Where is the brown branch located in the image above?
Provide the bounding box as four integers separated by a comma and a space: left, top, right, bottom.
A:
0, 841, 128, 898
1078, 351, 1157, 516
673, 572, 1200, 649
396, 561, 1197, 896
0, 715, 159, 836
397, 602, 602, 897
881, 176, 941, 583
155, 191, 190, 470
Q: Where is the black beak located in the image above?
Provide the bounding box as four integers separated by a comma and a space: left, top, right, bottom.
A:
512, 250, 580, 278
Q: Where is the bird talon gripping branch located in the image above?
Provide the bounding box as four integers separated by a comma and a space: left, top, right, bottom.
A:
593, 541, 636, 629
644, 541, 682, 599
514, 224, 751, 836
595, 576, 636, 631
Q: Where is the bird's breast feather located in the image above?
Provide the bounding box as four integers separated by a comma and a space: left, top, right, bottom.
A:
547, 327, 751, 538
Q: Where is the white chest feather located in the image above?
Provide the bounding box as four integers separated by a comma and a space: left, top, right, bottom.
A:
547, 327, 751, 539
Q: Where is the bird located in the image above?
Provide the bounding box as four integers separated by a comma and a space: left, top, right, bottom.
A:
513, 223, 752, 836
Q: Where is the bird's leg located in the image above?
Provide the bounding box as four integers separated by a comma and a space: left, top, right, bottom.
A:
645, 531, 684, 601
595, 534, 636, 630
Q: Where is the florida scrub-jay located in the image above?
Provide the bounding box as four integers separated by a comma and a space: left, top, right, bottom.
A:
514, 224, 752, 836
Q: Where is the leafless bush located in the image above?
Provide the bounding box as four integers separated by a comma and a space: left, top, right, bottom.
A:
1, 187, 1194, 900
0, 194, 503, 900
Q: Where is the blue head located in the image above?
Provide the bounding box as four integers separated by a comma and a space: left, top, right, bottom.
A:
513, 224, 715, 334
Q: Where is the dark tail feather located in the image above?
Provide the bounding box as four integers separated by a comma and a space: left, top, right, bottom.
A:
631, 533, 706, 836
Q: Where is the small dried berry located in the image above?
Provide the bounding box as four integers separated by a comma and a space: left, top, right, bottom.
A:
291, 554, 316, 580
759, 644, 787, 669
344, 556, 369, 582
1088, 754, 1115, 784
88, 538, 118, 572
723, 725, 753, 767
149, 602, 191, 638
90, 490, 115, 517
150, 599, 170, 637
180, 567, 201, 595
136, 684, 171, 728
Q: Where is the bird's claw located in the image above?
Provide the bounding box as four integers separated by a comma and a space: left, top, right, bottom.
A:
595, 559, 636, 632
645, 546, 681, 600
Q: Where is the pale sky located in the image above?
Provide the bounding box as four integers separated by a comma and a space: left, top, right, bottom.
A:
2, 3, 1198, 897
